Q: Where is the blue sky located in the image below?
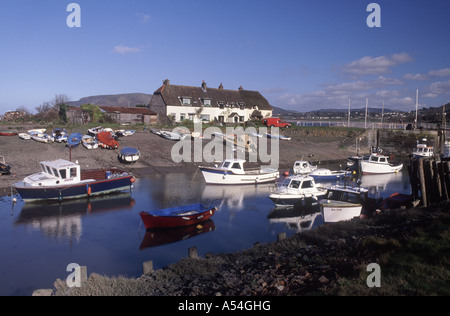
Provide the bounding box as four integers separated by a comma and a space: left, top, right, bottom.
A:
0, 0, 449, 113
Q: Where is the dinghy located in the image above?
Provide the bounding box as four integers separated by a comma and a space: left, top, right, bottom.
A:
139, 204, 216, 229
118, 147, 140, 164
97, 131, 119, 149
81, 135, 99, 150
67, 133, 83, 148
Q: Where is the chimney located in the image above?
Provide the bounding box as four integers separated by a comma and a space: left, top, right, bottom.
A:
201, 80, 207, 92
163, 79, 170, 85
218, 83, 223, 90
238, 85, 244, 91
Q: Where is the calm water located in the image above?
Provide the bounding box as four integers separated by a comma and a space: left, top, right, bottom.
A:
0, 169, 411, 296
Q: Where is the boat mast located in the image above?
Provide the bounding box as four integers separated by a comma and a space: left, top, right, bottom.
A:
348, 97, 351, 127
365, 98, 368, 129
415, 89, 419, 129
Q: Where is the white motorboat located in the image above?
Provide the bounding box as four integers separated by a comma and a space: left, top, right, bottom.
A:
319, 185, 381, 223
292, 161, 317, 175
118, 147, 140, 164
52, 128, 68, 143
81, 135, 99, 150
412, 142, 434, 159
19, 133, 31, 140
360, 153, 403, 175
199, 159, 279, 185
269, 175, 326, 208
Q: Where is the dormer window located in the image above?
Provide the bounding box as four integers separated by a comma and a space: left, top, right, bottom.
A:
180, 97, 192, 105
201, 99, 212, 106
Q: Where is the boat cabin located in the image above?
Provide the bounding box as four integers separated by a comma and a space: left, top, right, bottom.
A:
280, 175, 317, 191
217, 159, 247, 174
367, 153, 391, 164
23, 159, 81, 187
324, 186, 369, 205
413, 144, 434, 158
293, 161, 317, 174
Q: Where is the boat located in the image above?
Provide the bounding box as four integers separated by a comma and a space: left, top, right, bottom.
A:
269, 175, 327, 208
139, 204, 216, 229
87, 126, 104, 136
0, 157, 11, 175
67, 133, 83, 148
81, 135, 99, 150
19, 133, 31, 140
118, 147, 140, 164
97, 131, 119, 149
13, 159, 136, 203
293, 161, 318, 175
380, 193, 415, 211
318, 185, 382, 223
223, 134, 256, 152
360, 153, 403, 175
412, 141, 434, 159
31, 133, 54, 144
159, 130, 187, 141
265, 133, 291, 140
115, 130, 135, 137
199, 159, 279, 185
0, 130, 18, 136
309, 168, 352, 181
52, 128, 68, 143
28, 129, 46, 135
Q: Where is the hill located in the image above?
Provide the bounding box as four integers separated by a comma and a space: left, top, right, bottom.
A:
69, 93, 153, 107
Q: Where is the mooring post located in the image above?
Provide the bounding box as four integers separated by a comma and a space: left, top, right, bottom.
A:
418, 159, 427, 207
188, 247, 199, 259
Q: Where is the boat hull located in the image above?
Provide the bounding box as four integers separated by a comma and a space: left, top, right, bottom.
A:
269, 193, 325, 208
200, 167, 279, 185
361, 161, 403, 175
14, 172, 134, 203
139, 205, 216, 229
319, 201, 362, 223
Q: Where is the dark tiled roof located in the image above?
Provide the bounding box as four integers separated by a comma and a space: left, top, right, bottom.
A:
154, 83, 272, 111
99, 106, 156, 115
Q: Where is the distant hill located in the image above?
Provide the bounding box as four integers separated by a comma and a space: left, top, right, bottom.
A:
69, 93, 153, 107
272, 105, 399, 117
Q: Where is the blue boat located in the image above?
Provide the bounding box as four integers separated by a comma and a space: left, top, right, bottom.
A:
13, 159, 136, 203
309, 168, 352, 181
118, 147, 140, 164
67, 133, 83, 148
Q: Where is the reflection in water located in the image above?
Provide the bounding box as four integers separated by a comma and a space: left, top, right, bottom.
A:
268, 206, 323, 233
139, 220, 216, 249
15, 193, 135, 244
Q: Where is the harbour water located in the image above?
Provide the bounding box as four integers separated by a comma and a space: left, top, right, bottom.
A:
0, 168, 411, 296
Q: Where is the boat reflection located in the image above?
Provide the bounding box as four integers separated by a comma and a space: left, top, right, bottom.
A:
268, 206, 323, 232
15, 193, 135, 243
139, 220, 216, 249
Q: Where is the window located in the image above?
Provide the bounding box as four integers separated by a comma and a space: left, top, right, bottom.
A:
70, 167, 77, 178
180, 113, 186, 121
218, 116, 224, 122
232, 163, 241, 169
200, 114, 210, 122
301, 181, 314, 189
239, 116, 245, 122
182, 98, 191, 105
59, 169, 67, 179
222, 162, 230, 168
203, 99, 211, 106
289, 180, 300, 189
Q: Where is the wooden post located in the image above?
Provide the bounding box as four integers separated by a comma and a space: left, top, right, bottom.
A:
188, 247, 199, 259
418, 159, 427, 207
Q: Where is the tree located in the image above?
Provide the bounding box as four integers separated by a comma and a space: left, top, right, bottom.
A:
80, 104, 103, 123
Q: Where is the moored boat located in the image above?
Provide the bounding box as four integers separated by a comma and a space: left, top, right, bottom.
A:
13, 159, 136, 203
412, 142, 434, 159
309, 168, 352, 181
0, 157, 11, 175
360, 153, 403, 175
199, 159, 279, 185
52, 128, 68, 143
139, 204, 216, 229
67, 133, 83, 148
19, 133, 31, 140
318, 185, 382, 223
293, 161, 318, 175
31, 133, 54, 144
0, 130, 18, 136
269, 175, 326, 208
81, 135, 99, 150
118, 147, 140, 164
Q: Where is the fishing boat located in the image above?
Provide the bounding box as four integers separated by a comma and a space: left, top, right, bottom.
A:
269, 175, 326, 208
360, 153, 403, 175
81, 135, 99, 150
118, 147, 140, 164
318, 185, 382, 223
309, 168, 352, 181
412, 141, 434, 159
13, 159, 136, 203
67, 133, 83, 148
97, 131, 119, 149
293, 161, 318, 175
199, 159, 279, 185
52, 128, 68, 143
31, 133, 54, 144
139, 204, 216, 229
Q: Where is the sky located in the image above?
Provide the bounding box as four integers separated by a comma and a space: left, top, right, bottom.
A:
0, 0, 449, 114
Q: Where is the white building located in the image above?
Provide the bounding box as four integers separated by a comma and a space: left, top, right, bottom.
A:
149, 80, 273, 124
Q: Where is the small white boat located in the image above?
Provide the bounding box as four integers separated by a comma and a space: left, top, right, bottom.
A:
31, 133, 54, 144
199, 159, 279, 185
81, 135, 99, 150
269, 175, 327, 208
265, 133, 291, 140
52, 128, 68, 143
88, 126, 104, 136
360, 153, 403, 175
28, 129, 46, 135
160, 131, 187, 141
412, 141, 434, 159
293, 161, 318, 175
309, 168, 352, 181
19, 133, 31, 140
319, 185, 381, 223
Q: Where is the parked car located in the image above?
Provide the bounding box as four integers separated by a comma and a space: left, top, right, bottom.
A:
263, 118, 291, 128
